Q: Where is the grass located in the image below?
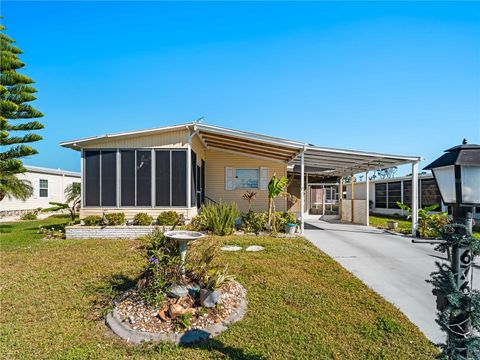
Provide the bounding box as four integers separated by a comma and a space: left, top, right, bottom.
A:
369, 213, 480, 238
0, 216, 438, 359
369, 214, 412, 234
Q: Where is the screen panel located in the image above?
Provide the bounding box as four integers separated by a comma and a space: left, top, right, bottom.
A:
101, 151, 117, 206
421, 178, 442, 209
387, 181, 401, 209
375, 183, 387, 209
121, 151, 135, 206
85, 151, 100, 206
172, 150, 187, 206
136, 151, 152, 206
155, 151, 171, 206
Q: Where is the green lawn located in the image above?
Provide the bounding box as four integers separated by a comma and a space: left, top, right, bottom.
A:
0, 216, 438, 359
369, 214, 480, 239
369, 214, 412, 234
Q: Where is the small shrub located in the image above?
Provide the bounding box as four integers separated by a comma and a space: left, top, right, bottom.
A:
200, 202, 239, 235
20, 211, 37, 220
274, 211, 298, 232
189, 213, 207, 231
157, 211, 180, 226
105, 212, 125, 226
82, 215, 102, 226
241, 211, 267, 234
133, 213, 152, 226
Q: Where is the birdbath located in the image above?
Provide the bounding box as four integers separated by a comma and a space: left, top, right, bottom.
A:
163, 230, 205, 276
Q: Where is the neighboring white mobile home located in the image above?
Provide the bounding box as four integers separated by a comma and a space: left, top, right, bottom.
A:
0, 166, 81, 217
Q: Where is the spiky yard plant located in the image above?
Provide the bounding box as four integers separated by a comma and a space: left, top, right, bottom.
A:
0, 19, 44, 201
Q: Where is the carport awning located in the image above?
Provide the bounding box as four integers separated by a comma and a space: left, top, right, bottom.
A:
290, 146, 422, 177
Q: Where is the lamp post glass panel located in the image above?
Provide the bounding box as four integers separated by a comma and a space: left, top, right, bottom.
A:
424, 140, 480, 358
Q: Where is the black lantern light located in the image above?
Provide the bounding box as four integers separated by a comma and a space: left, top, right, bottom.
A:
424, 139, 480, 208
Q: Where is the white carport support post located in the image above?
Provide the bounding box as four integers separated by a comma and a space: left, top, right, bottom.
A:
411, 162, 419, 236
365, 171, 369, 226
300, 150, 305, 235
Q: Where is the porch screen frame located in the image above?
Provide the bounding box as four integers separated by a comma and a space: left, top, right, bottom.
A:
83, 147, 190, 208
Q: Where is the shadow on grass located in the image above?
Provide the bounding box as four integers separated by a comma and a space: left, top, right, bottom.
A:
182, 334, 267, 360
88, 273, 138, 320
0, 224, 13, 233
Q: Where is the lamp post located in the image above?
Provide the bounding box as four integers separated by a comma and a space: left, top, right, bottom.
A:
424, 139, 480, 358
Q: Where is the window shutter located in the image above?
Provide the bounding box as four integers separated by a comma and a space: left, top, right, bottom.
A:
225, 167, 235, 190
260, 167, 269, 190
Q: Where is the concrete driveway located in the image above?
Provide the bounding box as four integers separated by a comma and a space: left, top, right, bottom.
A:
304, 219, 479, 344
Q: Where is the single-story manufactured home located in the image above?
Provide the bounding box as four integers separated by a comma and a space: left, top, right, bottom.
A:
60, 122, 423, 234
0, 165, 81, 218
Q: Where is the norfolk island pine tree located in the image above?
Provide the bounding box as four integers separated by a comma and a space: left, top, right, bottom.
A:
0, 18, 44, 201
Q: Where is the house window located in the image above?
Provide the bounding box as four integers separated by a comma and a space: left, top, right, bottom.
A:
39, 179, 48, 197
235, 169, 259, 189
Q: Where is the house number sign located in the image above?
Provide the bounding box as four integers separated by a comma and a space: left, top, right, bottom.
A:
457, 246, 473, 294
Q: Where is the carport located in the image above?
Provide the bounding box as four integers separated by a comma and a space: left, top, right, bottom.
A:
289, 146, 422, 235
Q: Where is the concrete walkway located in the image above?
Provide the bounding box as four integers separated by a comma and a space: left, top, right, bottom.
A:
304, 219, 479, 344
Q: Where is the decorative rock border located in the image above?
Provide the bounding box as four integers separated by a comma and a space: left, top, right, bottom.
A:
105, 281, 247, 345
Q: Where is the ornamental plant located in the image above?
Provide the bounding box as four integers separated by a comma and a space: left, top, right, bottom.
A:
82, 215, 102, 226
428, 223, 480, 359
397, 202, 449, 239
267, 175, 289, 232
157, 211, 180, 226
133, 212, 152, 226
137, 229, 181, 305
105, 212, 125, 226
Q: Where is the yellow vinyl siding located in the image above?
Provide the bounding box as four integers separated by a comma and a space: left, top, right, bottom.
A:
191, 135, 206, 164
80, 207, 198, 220
204, 148, 287, 212
81, 129, 189, 149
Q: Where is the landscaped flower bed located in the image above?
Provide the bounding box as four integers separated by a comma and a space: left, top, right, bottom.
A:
106, 228, 247, 344
113, 280, 246, 335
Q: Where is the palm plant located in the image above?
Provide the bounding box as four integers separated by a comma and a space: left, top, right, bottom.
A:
0, 173, 32, 201
44, 182, 81, 221
267, 175, 289, 232
242, 190, 257, 211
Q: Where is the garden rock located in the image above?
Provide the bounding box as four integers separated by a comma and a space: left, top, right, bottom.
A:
221, 245, 242, 252
200, 289, 221, 308
168, 304, 185, 318
167, 284, 189, 298
246, 245, 264, 252
188, 283, 201, 296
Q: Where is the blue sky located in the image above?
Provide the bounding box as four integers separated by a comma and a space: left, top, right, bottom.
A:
3, 1, 479, 175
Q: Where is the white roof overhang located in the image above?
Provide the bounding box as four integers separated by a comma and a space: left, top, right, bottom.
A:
290, 146, 422, 177
60, 121, 422, 176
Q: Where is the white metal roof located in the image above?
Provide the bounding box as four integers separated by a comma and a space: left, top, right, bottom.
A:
24, 165, 80, 177
60, 121, 422, 176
